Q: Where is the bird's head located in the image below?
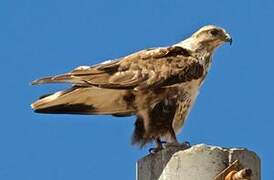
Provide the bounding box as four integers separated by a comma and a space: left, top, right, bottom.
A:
178, 25, 232, 52
192, 25, 232, 50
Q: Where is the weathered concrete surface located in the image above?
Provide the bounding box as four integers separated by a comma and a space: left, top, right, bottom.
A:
137, 144, 260, 180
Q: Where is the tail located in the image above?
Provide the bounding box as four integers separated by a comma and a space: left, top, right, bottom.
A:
31, 86, 136, 115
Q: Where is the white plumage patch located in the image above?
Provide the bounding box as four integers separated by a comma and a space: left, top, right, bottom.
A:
74, 66, 90, 70
100, 60, 113, 65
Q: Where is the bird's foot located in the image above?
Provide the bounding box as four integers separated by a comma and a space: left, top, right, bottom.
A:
148, 140, 166, 154
149, 147, 164, 154
165, 141, 191, 150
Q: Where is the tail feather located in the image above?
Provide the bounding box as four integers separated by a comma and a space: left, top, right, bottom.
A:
31, 87, 136, 115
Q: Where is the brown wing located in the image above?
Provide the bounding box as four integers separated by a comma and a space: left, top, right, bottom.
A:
32, 46, 204, 90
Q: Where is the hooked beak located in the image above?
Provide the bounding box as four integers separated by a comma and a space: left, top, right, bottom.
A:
225, 33, 232, 45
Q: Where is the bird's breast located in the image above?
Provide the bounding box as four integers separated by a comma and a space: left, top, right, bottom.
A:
172, 78, 204, 133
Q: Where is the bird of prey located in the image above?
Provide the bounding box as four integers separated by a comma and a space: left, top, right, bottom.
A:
31, 25, 232, 152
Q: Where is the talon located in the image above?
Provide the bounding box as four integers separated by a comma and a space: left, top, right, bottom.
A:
149, 147, 163, 154
182, 141, 191, 147
160, 140, 167, 144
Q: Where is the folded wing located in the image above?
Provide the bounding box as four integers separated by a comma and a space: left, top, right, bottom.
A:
32, 46, 204, 90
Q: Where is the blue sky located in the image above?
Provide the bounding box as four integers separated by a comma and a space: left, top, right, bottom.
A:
1, 0, 273, 179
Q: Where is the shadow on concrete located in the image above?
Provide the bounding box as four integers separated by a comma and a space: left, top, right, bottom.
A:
137, 145, 189, 180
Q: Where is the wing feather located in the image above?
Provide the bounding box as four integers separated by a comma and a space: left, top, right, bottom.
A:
32, 46, 204, 90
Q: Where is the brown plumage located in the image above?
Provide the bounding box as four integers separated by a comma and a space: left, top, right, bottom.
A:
31, 25, 232, 150
32, 46, 201, 90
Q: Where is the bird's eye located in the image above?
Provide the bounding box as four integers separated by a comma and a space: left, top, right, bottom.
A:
210, 29, 219, 36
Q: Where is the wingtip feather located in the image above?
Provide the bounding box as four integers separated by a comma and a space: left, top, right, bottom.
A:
31, 77, 53, 85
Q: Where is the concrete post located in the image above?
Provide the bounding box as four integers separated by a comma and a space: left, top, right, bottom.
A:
137, 144, 260, 180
